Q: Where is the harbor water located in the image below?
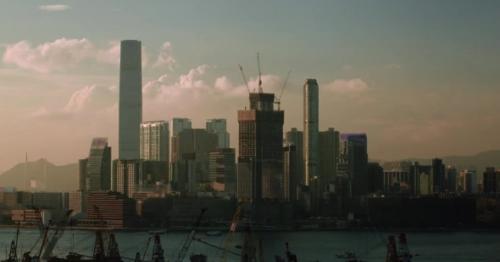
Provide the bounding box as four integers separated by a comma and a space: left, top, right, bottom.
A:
0, 228, 499, 261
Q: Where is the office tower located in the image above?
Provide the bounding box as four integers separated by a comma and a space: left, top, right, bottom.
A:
318, 128, 340, 196
78, 159, 88, 192
382, 161, 412, 194
238, 92, 284, 200
445, 166, 458, 193
367, 162, 384, 194
483, 167, 500, 194
206, 118, 230, 148
303, 79, 319, 187
208, 148, 236, 193
283, 144, 299, 201
171, 118, 192, 162
119, 40, 142, 160
172, 118, 192, 137
114, 159, 142, 197
410, 162, 432, 195
339, 133, 368, 196
432, 158, 446, 193
460, 170, 477, 193
140, 121, 169, 161
174, 129, 218, 193
285, 128, 304, 185
79, 138, 111, 192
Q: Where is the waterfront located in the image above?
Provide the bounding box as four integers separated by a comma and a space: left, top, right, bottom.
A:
0, 229, 499, 261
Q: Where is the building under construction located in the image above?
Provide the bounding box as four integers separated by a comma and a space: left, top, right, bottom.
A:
237, 92, 284, 201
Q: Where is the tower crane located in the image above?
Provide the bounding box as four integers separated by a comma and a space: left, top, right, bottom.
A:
239, 65, 252, 94
274, 70, 291, 110
257, 53, 263, 93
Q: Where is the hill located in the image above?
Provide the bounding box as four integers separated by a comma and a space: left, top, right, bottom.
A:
0, 158, 78, 192
398, 150, 500, 173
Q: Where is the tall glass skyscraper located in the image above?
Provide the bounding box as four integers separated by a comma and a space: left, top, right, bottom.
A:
119, 40, 142, 160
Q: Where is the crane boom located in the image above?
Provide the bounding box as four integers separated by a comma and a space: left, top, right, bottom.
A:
239, 64, 251, 94
175, 208, 207, 262
257, 53, 263, 93
275, 70, 291, 110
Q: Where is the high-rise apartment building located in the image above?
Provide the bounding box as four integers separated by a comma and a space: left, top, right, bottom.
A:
113, 160, 142, 197
79, 138, 111, 192
119, 40, 142, 160
237, 92, 284, 200
303, 79, 319, 187
140, 121, 169, 162
206, 118, 230, 148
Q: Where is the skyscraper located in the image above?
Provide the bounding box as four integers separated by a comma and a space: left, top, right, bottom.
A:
79, 138, 111, 192
208, 148, 236, 193
339, 133, 368, 196
140, 121, 169, 162
174, 128, 218, 193
318, 128, 340, 196
283, 144, 299, 201
171, 118, 192, 163
285, 128, 304, 185
432, 158, 446, 193
238, 92, 284, 200
303, 79, 319, 187
206, 118, 230, 148
119, 40, 142, 160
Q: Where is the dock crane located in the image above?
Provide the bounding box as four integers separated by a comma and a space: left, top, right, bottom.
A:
41, 209, 73, 260
175, 208, 207, 262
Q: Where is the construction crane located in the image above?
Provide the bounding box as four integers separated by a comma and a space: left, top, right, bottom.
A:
274, 70, 291, 110
175, 208, 207, 262
239, 64, 252, 94
257, 53, 263, 93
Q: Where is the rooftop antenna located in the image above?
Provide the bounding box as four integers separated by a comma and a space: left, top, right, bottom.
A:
257, 53, 263, 93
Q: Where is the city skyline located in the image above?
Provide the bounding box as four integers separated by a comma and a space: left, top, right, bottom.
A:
1, 1, 500, 172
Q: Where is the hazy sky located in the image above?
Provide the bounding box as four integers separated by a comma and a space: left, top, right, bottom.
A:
0, 0, 499, 172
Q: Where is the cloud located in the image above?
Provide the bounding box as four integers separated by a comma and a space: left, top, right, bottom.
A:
31, 84, 115, 119
63, 85, 96, 113
325, 78, 369, 94
2, 38, 155, 72
153, 41, 176, 69
2, 38, 94, 73
96, 41, 121, 65
39, 5, 70, 12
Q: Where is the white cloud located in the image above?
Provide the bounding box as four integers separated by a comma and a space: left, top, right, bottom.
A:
96, 41, 121, 65
39, 5, 70, 12
2, 38, 153, 72
63, 85, 96, 113
2, 38, 94, 73
325, 78, 369, 94
153, 41, 175, 69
